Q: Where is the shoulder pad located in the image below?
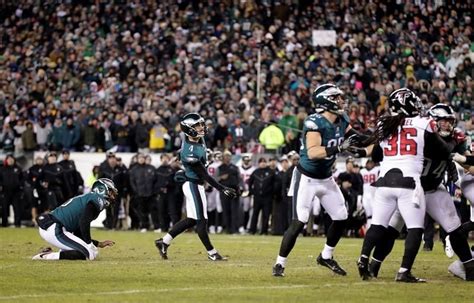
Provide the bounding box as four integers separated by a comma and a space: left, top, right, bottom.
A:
453, 128, 467, 143
304, 115, 320, 131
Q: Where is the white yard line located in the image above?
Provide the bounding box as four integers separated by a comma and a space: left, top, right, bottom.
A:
0, 279, 447, 300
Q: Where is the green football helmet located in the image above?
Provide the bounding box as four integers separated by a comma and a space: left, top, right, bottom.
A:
92, 178, 118, 206
312, 84, 346, 115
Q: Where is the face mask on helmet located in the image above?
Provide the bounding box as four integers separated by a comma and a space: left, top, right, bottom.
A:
429, 104, 456, 137
93, 178, 118, 207
312, 84, 346, 115
181, 113, 208, 138
213, 151, 222, 161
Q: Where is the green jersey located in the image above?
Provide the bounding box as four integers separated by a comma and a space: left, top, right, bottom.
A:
180, 137, 208, 181
298, 113, 350, 179
51, 192, 105, 231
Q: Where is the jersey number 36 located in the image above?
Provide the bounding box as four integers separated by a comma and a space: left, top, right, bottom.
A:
384, 128, 418, 156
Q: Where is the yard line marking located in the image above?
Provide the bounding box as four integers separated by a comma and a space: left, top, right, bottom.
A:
0, 280, 446, 300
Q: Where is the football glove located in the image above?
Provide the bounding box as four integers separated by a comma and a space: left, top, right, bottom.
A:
222, 187, 238, 199
339, 134, 359, 152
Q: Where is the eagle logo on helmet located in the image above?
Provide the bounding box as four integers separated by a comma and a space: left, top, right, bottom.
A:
92, 178, 118, 207
312, 83, 346, 115
180, 113, 208, 138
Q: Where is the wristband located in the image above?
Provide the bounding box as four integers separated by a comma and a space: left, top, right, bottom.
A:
325, 146, 340, 157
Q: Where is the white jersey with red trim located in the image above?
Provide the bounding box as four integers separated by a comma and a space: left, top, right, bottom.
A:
360, 166, 380, 197
239, 165, 256, 191
379, 116, 435, 179
207, 161, 221, 178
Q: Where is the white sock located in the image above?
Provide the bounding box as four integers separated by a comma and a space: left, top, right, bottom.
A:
321, 244, 335, 259
371, 257, 382, 263
398, 267, 408, 273
44, 252, 60, 260
163, 234, 173, 245
207, 248, 217, 255
276, 256, 287, 267
313, 224, 318, 232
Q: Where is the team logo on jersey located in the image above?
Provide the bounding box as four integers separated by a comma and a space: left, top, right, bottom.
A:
305, 120, 318, 130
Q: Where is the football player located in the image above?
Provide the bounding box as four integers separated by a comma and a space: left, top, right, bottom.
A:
238, 154, 256, 232
272, 83, 367, 277
452, 150, 474, 235
32, 178, 118, 260
155, 113, 237, 261
356, 90, 453, 283
206, 150, 224, 234
359, 159, 380, 228
363, 103, 474, 282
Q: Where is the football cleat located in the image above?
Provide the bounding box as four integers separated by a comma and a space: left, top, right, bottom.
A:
272, 263, 285, 277
317, 254, 347, 276
422, 243, 433, 252
357, 256, 370, 280
369, 260, 382, 278
208, 252, 228, 261
444, 236, 454, 259
32, 252, 52, 260
395, 271, 426, 283
154, 238, 169, 260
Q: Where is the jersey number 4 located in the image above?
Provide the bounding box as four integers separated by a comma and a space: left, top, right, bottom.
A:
384, 128, 418, 156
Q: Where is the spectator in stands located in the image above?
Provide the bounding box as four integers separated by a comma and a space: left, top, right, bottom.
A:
258, 122, 285, 154
129, 153, 158, 232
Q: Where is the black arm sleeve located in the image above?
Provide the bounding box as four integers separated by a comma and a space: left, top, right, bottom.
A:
79, 203, 100, 244
189, 161, 225, 191
424, 131, 451, 160
371, 144, 384, 163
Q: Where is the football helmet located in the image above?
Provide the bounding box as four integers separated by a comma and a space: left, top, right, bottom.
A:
213, 151, 223, 162
180, 113, 208, 138
242, 154, 252, 164
312, 84, 346, 115
92, 178, 118, 206
388, 88, 422, 117
428, 103, 456, 137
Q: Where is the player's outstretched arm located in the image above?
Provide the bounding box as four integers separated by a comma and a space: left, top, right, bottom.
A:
189, 161, 237, 198
344, 126, 370, 146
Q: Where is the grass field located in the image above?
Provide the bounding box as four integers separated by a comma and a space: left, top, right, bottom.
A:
0, 228, 472, 303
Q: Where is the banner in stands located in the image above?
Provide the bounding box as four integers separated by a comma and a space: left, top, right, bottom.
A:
312, 30, 337, 46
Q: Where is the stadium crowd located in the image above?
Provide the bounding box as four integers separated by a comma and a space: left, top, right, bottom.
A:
0, 0, 472, 156
0, 1, 473, 240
